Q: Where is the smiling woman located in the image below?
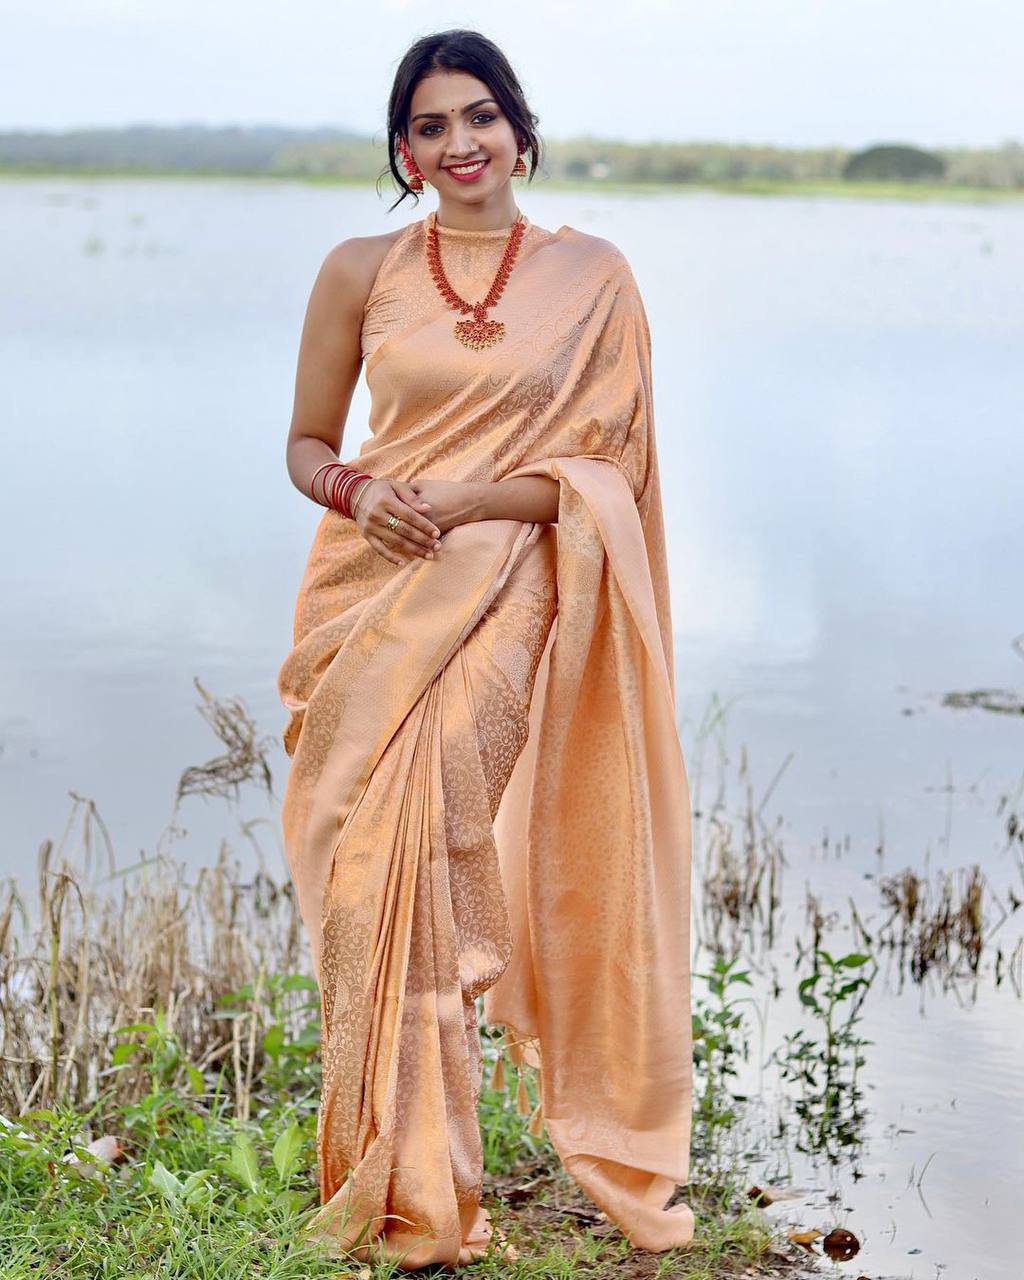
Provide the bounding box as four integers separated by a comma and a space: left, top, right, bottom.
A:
412, 102, 499, 182
276, 27, 696, 1272
384, 34, 538, 229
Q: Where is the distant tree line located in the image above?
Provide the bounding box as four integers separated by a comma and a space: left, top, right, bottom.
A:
0, 125, 1021, 189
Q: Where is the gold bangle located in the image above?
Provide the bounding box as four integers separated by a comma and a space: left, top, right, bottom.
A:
350, 477, 373, 519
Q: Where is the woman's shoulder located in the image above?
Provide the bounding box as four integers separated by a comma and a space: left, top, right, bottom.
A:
318, 226, 411, 309
549, 224, 637, 292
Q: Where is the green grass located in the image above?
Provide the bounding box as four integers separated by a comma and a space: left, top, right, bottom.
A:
0, 701, 909, 1277
0, 1066, 813, 1279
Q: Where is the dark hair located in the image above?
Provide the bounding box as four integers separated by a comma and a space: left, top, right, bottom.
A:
378, 29, 542, 212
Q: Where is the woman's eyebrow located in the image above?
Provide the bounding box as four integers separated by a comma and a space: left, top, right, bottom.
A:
411, 98, 498, 123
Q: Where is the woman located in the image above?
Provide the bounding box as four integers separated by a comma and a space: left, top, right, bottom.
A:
277, 28, 696, 1271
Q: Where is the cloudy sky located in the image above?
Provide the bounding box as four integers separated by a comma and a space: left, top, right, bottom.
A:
0, 0, 1018, 148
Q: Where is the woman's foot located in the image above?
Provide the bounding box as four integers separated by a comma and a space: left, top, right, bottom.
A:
456, 1226, 519, 1265
456, 1206, 520, 1265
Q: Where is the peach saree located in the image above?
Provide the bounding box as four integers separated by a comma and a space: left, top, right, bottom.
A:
277, 210, 695, 1269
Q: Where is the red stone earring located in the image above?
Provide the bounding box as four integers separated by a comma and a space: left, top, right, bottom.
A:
397, 135, 425, 192
511, 151, 527, 177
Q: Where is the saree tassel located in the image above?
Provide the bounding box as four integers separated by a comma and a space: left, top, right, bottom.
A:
527, 1099, 545, 1138
515, 1073, 532, 1117
505, 1038, 527, 1069
488, 1052, 506, 1092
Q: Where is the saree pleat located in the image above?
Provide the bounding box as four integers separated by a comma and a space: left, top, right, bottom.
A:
278, 211, 695, 1268
294, 526, 556, 1268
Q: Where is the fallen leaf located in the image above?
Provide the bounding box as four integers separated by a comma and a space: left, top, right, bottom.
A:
788, 1228, 823, 1248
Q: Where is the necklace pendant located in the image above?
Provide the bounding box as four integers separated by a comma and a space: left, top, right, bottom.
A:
454, 315, 505, 351
425, 209, 525, 351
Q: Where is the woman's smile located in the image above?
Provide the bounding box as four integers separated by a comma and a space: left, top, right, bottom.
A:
444, 157, 490, 182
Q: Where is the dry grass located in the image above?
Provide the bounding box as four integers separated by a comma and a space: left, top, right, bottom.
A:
0, 679, 301, 1119
0, 819, 307, 1118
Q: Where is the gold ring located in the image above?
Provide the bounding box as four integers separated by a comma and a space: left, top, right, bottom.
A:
386, 514, 400, 532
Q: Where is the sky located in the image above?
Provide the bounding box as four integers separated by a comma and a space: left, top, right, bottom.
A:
0, 0, 1019, 149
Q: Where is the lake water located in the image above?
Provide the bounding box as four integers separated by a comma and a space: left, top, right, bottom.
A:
1, 176, 1021, 1279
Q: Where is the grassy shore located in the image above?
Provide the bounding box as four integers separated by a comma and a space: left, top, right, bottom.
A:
5, 678, 1012, 1277
2, 1092, 816, 1280
0, 834, 819, 1280
1, 996, 816, 1280
0, 685, 841, 1279
1, 166, 1022, 204
4, 677, 1012, 1275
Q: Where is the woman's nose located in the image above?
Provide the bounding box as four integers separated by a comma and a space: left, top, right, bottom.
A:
447, 128, 477, 157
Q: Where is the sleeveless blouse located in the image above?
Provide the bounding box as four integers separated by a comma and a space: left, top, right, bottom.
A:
361, 210, 565, 366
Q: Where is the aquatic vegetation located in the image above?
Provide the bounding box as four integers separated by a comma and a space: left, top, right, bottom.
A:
770, 948, 875, 1161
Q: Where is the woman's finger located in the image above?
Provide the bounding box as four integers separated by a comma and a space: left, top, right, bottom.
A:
380, 504, 441, 557
369, 522, 428, 565
386, 484, 441, 544
393, 478, 433, 514
387, 529, 434, 560
369, 534, 405, 566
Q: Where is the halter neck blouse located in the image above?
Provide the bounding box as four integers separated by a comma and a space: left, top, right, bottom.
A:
361, 208, 552, 367
425, 208, 531, 239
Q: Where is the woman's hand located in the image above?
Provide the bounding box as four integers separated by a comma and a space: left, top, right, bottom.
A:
352, 478, 443, 567
404, 478, 483, 533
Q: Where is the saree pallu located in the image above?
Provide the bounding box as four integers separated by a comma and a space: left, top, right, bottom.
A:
277, 213, 695, 1268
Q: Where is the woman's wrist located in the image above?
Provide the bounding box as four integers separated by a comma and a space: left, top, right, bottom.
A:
308, 459, 374, 519
470, 477, 559, 524
467, 481, 493, 521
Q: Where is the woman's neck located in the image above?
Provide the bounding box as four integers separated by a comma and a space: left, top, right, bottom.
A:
433, 197, 522, 232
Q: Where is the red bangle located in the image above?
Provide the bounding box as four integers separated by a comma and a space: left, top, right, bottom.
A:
333, 468, 361, 515
310, 462, 374, 519
309, 461, 336, 505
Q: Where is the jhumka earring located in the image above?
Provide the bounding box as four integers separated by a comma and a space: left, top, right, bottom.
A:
511, 151, 527, 177
397, 135, 425, 192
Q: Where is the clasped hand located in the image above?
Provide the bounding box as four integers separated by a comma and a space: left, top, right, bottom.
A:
352, 477, 480, 567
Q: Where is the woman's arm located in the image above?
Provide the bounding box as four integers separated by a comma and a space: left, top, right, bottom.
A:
284, 236, 442, 564
465, 475, 561, 524
285, 237, 383, 499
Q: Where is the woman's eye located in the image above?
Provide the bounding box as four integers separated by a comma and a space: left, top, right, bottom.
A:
421, 113, 496, 137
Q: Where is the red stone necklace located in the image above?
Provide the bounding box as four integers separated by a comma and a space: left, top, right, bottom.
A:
425, 209, 527, 351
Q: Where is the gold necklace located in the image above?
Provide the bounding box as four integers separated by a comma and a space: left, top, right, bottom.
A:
425, 210, 527, 351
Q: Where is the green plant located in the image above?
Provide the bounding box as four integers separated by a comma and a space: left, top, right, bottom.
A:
772, 948, 875, 1157
221, 1123, 309, 1215
108, 1009, 205, 1136
148, 1158, 214, 1213
691, 955, 756, 1147
214, 970, 321, 1106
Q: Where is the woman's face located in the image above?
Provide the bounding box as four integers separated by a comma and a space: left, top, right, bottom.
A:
405, 70, 520, 203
